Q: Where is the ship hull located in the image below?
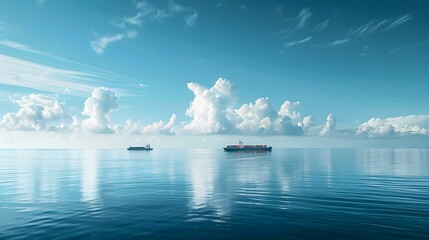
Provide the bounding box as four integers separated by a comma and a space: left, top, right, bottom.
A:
223, 147, 272, 152
127, 147, 153, 151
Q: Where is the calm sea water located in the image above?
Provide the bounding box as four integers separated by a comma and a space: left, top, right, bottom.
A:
0, 148, 428, 239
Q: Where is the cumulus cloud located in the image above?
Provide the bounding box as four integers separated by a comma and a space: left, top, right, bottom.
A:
121, 114, 177, 135
184, 78, 313, 135
143, 114, 177, 135
184, 78, 237, 134
0, 94, 69, 131
298, 115, 315, 131
356, 115, 429, 138
320, 114, 336, 136
278, 100, 301, 120
81, 87, 119, 134
235, 97, 278, 134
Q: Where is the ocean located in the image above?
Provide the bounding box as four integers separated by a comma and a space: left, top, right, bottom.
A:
0, 148, 428, 239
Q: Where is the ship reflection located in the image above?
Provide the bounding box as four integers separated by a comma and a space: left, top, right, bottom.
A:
225, 150, 270, 159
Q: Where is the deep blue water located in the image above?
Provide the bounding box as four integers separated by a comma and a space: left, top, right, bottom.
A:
0, 148, 428, 239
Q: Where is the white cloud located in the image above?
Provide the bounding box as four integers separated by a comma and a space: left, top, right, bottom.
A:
120, 114, 177, 135
234, 98, 307, 135
184, 78, 237, 134
0, 39, 41, 54
314, 19, 329, 30
285, 36, 312, 48
235, 97, 278, 134
298, 115, 315, 131
167, 0, 189, 14
98, 1, 197, 53
345, 14, 412, 40
120, 1, 170, 27
278, 100, 301, 120
320, 114, 336, 136
167, 0, 198, 26
184, 79, 311, 135
81, 87, 119, 134
121, 119, 144, 135
326, 38, 350, 47
0, 54, 97, 97
0, 94, 69, 131
143, 114, 177, 135
123, 12, 145, 26
185, 12, 198, 26
296, 8, 312, 29
384, 14, 412, 31
356, 115, 429, 138
0, 21, 14, 35
121, 0, 197, 27
90, 30, 138, 54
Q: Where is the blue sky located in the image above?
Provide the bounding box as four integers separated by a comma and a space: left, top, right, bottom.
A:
0, 0, 428, 148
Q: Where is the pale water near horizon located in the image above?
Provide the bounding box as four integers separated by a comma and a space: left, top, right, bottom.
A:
0, 148, 428, 239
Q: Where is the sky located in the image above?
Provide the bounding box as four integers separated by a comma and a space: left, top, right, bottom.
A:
0, 0, 428, 148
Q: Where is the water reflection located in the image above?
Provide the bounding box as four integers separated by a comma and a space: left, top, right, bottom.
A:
358, 148, 429, 176
12, 150, 62, 203
80, 150, 99, 206
14, 150, 36, 203
186, 150, 232, 219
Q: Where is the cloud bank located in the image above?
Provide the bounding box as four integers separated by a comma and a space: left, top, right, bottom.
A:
0, 94, 68, 131
1, 79, 428, 140
356, 115, 429, 138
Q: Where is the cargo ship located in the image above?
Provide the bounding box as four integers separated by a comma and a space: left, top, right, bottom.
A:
127, 144, 153, 151
223, 141, 272, 152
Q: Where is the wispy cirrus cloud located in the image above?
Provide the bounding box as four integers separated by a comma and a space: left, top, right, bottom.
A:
296, 8, 312, 29
116, 1, 170, 27
277, 8, 312, 38
285, 36, 312, 48
0, 39, 42, 54
346, 14, 412, 39
120, 0, 197, 27
388, 38, 429, 53
94, 0, 198, 54
90, 30, 137, 54
323, 38, 350, 47
0, 38, 144, 96
0, 21, 17, 36
0, 54, 97, 96
314, 14, 413, 48
314, 19, 329, 31
185, 12, 198, 26
384, 14, 412, 31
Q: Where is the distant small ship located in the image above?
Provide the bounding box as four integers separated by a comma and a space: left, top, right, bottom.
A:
223, 141, 272, 152
127, 144, 153, 151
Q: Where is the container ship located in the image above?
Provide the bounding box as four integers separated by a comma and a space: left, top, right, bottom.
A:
127, 144, 153, 151
223, 141, 272, 152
